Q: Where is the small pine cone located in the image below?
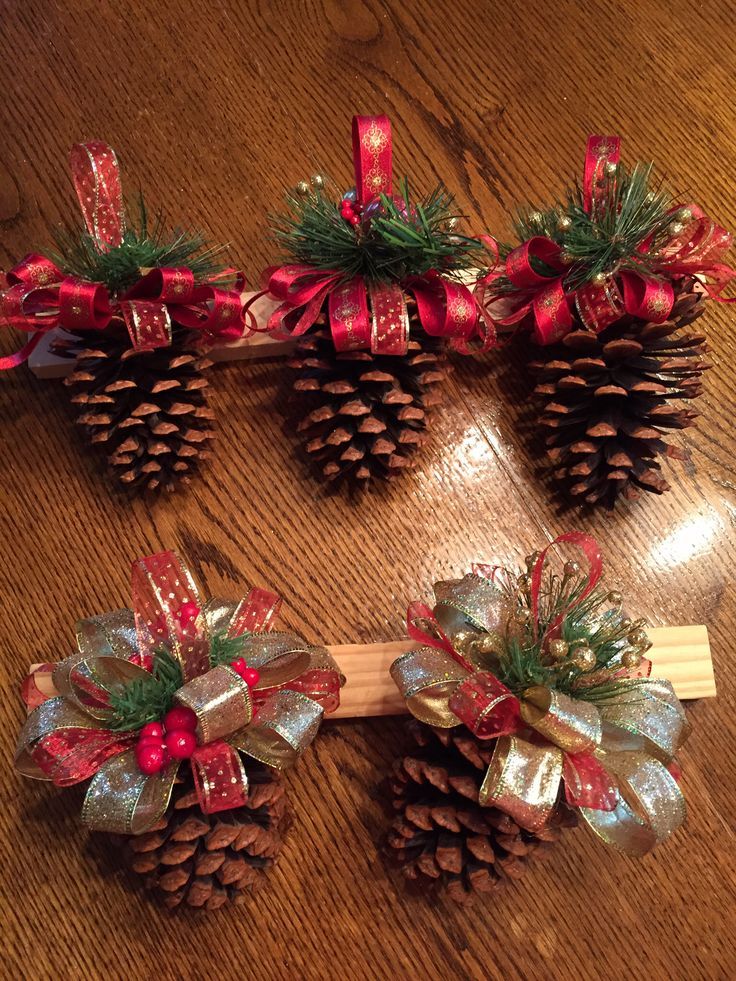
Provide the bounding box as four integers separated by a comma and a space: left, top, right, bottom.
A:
61, 327, 215, 493
289, 307, 450, 484
116, 762, 292, 911
529, 277, 709, 507
385, 719, 576, 906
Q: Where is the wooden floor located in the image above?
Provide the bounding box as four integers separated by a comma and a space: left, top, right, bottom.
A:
1, 1, 735, 978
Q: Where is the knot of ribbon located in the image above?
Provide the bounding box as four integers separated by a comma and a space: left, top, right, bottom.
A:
261, 115, 494, 355
480, 134, 734, 344
391, 532, 688, 856
0, 142, 248, 370
15, 551, 344, 835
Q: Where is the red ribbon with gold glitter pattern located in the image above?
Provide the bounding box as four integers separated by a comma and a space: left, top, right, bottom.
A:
481, 135, 736, 344
262, 116, 492, 355
15, 551, 344, 832
0, 143, 248, 369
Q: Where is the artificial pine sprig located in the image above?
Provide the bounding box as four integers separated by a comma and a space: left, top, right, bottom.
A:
53, 193, 232, 296
479, 563, 649, 698
108, 649, 183, 732
107, 633, 253, 731
273, 177, 487, 283
495, 162, 687, 295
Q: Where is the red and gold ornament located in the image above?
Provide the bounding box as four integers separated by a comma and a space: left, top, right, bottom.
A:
0, 142, 251, 370
260, 115, 494, 355
479, 134, 736, 344
15, 551, 344, 834
392, 532, 689, 856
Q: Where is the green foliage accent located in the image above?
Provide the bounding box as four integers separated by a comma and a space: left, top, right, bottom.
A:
53, 193, 233, 296
486, 570, 647, 701
208, 632, 248, 668
273, 177, 490, 283
494, 162, 684, 296
108, 650, 183, 732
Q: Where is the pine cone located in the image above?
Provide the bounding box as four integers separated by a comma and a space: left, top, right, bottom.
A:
529, 278, 708, 507
61, 327, 215, 493
117, 763, 292, 911
385, 720, 575, 906
289, 309, 449, 484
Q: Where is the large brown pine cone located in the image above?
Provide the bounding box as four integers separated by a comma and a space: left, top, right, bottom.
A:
385, 720, 575, 905
529, 278, 708, 507
61, 327, 215, 493
289, 309, 449, 484
117, 763, 291, 911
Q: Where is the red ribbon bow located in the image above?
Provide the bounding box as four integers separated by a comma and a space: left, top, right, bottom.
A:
0, 141, 248, 370
482, 135, 735, 344
406, 532, 651, 812
261, 116, 493, 355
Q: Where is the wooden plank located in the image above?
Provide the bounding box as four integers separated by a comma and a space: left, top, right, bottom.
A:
26, 622, 715, 719
27, 291, 294, 379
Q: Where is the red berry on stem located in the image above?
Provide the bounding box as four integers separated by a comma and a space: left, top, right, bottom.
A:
230, 657, 247, 678
164, 706, 198, 733
140, 721, 164, 740
136, 743, 166, 775
165, 729, 197, 760
349, 214, 360, 226
242, 667, 261, 687
176, 601, 200, 625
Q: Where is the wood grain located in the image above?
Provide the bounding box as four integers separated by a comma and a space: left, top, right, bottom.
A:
1, 1, 735, 979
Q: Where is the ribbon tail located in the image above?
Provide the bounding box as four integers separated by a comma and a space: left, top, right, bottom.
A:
579, 750, 686, 856
0, 331, 45, 370
81, 749, 179, 834
232, 690, 323, 769
191, 740, 249, 815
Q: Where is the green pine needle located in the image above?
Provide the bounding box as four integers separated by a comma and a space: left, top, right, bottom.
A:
494, 162, 684, 296
208, 632, 249, 668
106, 633, 252, 732
52, 193, 233, 296
484, 569, 647, 702
107, 649, 183, 732
272, 177, 488, 283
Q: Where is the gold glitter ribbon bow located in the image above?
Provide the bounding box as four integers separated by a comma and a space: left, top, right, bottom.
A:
15, 551, 344, 835
392, 545, 689, 856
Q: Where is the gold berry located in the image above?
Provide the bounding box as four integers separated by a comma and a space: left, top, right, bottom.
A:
564, 560, 581, 577
296, 180, 310, 195
607, 590, 623, 605
592, 272, 607, 286
311, 174, 325, 188
670, 221, 684, 235
604, 160, 618, 175
628, 627, 649, 647
571, 645, 596, 671
528, 211, 543, 224
621, 648, 642, 670
548, 639, 569, 661
525, 550, 541, 570
557, 215, 572, 232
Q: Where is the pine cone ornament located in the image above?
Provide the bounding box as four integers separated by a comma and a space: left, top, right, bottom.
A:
386, 720, 575, 905
529, 279, 708, 506
118, 764, 291, 911
62, 328, 215, 492
263, 114, 491, 487
290, 312, 449, 483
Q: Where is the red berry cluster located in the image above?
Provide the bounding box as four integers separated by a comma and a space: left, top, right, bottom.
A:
230, 657, 260, 687
340, 197, 361, 227
134, 655, 261, 776
136, 706, 198, 776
